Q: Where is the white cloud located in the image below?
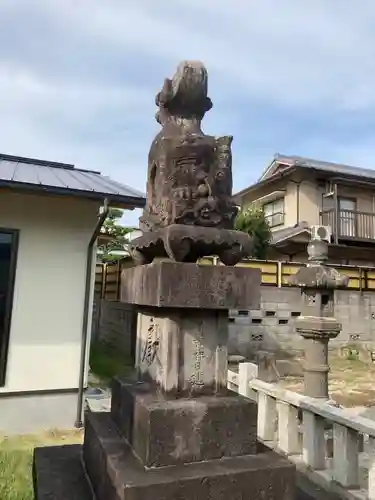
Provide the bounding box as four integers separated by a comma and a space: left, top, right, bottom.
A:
33, 0, 375, 110
1, 0, 375, 226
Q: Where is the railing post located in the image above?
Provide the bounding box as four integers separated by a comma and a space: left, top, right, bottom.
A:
238, 362, 257, 400
277, 401, 300, 455
257, 393, 277, 442
302, 411, 326, 470
368, 436, 375, 500
332, 423, 359, 488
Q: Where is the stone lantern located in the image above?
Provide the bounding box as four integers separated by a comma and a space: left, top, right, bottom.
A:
289, 237, 349, 400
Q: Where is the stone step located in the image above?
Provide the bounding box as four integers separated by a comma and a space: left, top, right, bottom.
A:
33, 428, 341, 500
83, 412, 295, 500
33, 444, 95, 500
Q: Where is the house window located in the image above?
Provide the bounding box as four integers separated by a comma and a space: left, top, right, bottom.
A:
322, 195, 357, 237
263, 199, 285, 227
338, 197, 356, 237
0, 229, 19, 387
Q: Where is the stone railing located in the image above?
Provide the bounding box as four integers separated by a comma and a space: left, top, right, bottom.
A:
228, 363, 375, 500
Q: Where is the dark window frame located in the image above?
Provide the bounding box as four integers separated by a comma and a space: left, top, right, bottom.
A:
263, 198, 285, 227
0, 228, 19, 387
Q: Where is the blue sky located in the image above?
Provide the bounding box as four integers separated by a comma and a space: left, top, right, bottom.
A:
1, 0, 375, 226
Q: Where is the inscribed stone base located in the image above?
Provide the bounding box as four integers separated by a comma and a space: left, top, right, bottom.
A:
111, 377, 258, 468
82, 412, 295, 500
120, 260, 261, 310
135, 307, 228, 395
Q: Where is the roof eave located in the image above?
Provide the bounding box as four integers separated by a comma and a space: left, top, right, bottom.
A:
233, 165, 297, 203
272, 229, 311, 246
305, 167, 375, 187
0, 180, 146, 209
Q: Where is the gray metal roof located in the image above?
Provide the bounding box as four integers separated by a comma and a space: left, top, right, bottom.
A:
0, 153, 146, 207
271, 221, 310, 245
274, 153, 375, 181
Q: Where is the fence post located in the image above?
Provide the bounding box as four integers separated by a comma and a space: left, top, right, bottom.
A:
302, 411, 326, 469
277, 401, 300, 455
238, 362, 258, 400
277, 261, 282, 288
368, 436, 375, 500
332, 423, 360, 488
257, 393, 277, 442
102, 263, 107, 300
116, 260, 122, 300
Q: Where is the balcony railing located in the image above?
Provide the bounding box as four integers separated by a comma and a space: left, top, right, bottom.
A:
320, 209, 375, 240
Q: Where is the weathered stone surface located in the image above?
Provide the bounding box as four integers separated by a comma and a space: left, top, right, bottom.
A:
135, 308, 228, 395
33, 445, 94, 500
130, 224, 253, 266
84, 412, 295, 500
111, 378, 258, 467
288, 240, 348, 289
121, 260, 261, 309
140, 61, 237, 233
33, 441, 340, 500
129, 61, 253, 265
33, 58, 294, 500
288, 238, 348, 399
295, 316, 342, 339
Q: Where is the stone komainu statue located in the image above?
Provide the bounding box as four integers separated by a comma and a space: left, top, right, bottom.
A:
131, 61, 253, 265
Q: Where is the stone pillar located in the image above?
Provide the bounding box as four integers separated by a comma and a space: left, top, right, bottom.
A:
289, 238, 348, 400
33, 59, 295, 500
79, 261, 294, 499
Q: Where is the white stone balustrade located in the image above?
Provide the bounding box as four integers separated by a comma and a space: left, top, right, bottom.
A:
228, 363, 375, 500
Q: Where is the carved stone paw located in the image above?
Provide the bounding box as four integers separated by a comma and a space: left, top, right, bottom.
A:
130, 248, 152, 266
164, 235, 191, 262
219, 244, 242, 266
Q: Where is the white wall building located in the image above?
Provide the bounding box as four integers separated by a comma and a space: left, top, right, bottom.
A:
0, 153, 145, 434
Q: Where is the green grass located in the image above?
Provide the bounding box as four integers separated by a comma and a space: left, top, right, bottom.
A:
0, 430, 83, 500
89, 340, 133, 384
0, 448, 33, 500
0, 342, 130, 499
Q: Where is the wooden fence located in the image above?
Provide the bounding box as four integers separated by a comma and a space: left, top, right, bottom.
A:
95, 257, 375, 301
95, 258, 135, 301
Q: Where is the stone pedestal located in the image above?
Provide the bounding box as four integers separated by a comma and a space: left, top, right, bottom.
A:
134, 308, 228, 396
120, 261, 257, 397
33, 262, 295, 500
295, 316, 341, 399
289, 238, 348, 400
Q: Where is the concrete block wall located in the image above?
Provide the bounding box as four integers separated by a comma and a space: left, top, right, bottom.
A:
229, 287, 375, 359
93, 290, 375, 362
334, 290, 375, 344
92, 300, 136, 356
229, 287, 304, 357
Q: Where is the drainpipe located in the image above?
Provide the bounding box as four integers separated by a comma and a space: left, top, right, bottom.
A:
296, 182, 300, 225
75, 198, 109, 428
289, 180, 301, 225
333, 182, 339, 244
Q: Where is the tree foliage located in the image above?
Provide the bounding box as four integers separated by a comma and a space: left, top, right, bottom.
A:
235, 204, 272, 259
98, 208, 135, 262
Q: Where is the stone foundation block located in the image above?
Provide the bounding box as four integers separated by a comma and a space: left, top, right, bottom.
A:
83, 412, 295, 500
33, 445, 94, 499
121, 261, 260, 310
111, 377, 258, 468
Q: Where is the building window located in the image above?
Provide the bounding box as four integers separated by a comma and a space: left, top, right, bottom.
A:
263, 199, 285, 227
0, 229, 19, 387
